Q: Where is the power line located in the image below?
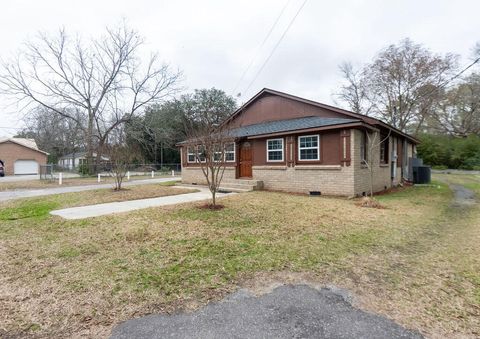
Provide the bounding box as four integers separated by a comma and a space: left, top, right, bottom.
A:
419, 56, 480, 102
242, 0, 309, 96
439, 56, 480, 88
231, 0, 292, 96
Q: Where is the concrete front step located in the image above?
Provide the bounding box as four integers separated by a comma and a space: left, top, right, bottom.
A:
179, 179, 263, 193
218, 186, 252, 193
222, 179, 264, 191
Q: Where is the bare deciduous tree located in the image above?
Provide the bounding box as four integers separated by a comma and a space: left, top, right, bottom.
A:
106, 142, 140, 191
429, 74, 480, 136
335, 62, 373, 115
0, 23, 181, 170
184, 130, 233, 207
182, 89, 237, 208
16, 106, 84, 163
337, 39, 457, 133
361, 129, 391, 197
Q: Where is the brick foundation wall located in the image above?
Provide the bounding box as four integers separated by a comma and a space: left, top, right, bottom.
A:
351, 130, 400, 196
181, 167, 237, 185
252, 165, 355, 196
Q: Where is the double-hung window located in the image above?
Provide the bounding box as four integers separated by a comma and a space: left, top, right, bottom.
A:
213, 144, 222, 162
197, 145, 206, 162
267, 138, 284, 162
225, 143, 235, 162
298, 135, 320, 161
187, 146, 196, 163
360, 131, 368, 164
380, 135, 388, 164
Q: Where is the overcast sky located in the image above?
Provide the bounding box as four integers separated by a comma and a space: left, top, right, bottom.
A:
0, 0, 478, 136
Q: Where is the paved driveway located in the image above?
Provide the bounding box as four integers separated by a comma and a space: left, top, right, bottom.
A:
0, 177, 180, 202
111, 285, 422, 339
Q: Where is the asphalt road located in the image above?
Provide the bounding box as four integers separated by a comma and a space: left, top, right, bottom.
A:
111, 284, 423, 339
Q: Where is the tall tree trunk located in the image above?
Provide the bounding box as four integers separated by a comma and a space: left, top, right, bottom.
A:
86, 112, 94, 173
160, 141, 163, 167
96, 139, 105, 174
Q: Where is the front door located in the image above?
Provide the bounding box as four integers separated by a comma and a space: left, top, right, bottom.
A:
239, 142, 252, 178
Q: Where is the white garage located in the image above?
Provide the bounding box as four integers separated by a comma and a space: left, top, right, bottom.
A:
14, 160, 39, 175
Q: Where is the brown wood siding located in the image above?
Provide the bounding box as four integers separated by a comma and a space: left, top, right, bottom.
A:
229, 94, 349, 128
295, 130, 341, 165
250, 130, 341, 166
252, 138, 286, 166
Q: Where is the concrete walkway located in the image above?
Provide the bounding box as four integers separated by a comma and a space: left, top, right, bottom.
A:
0, 177, 180, 202
50, 187, 233, 220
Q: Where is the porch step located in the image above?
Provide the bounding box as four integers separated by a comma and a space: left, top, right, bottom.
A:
218, 186, 252, 193
220, 179, 264, 192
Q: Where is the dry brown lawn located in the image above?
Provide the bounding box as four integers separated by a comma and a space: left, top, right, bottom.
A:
0, 174, 479, 338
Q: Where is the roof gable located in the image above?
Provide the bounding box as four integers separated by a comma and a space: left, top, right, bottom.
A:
0, 137, 49, 155
224, 88, 418, 143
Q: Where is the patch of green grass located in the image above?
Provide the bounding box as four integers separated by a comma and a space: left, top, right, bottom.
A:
158, 181, 178, 186
57, 246, 81, 259
377, 181, 450, 203
0, 200, 59, 221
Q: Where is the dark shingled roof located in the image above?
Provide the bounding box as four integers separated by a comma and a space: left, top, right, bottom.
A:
229, 116, 360, 137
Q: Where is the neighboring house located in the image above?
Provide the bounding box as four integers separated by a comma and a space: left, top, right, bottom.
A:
58, 152, 110, 169
179, 88, 419, 197
0, 137, 48, 175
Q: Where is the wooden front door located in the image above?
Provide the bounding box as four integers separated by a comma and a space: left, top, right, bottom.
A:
239, 142, 253, 178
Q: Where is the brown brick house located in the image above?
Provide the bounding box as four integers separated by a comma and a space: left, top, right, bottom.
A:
179, 88, 418, 197
0, 138, 48, 175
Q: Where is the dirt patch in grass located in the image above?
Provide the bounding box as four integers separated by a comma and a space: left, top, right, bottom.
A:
354, 196, 386, 209
197, 203, 225, 210
0, 175, 479, 338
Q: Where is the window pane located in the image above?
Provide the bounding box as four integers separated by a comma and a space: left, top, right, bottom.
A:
299, 136, 318, 148
225, 143, 234, 152
197, 146, 206, 161
268, 139, 283, 150
187, 147, 195, 162
225, 152, 234, 161
300, 148, 318, 160
268, 150, 283, 161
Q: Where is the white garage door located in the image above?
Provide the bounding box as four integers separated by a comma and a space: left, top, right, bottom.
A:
14, 160, 39, 175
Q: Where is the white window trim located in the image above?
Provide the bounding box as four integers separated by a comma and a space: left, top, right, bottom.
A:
225, 142, 236, 162
298, 134, 320, 161
266, 138, 284, 162
187, 146, 196, 163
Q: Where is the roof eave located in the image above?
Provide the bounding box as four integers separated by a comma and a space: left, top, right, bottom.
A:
0, 139, 49, 155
